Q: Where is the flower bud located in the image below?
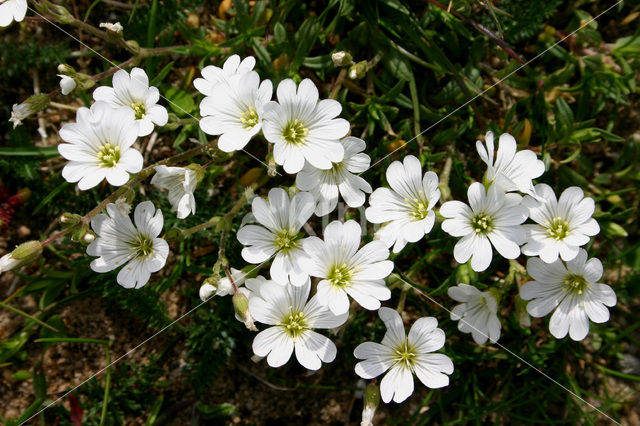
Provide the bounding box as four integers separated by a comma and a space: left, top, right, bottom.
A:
9, 94, 50, 128
60, 213, 82, 226
82, 231, 96, 244
74, 72, 95, 91
58, 75, 77, 95
164, 113, 181, 131
1, 241, 43, 273
164, 228, 184, 243
46, 4, 74, 24
233, 292, 257, 331
456, 263, 478, 285
348, 61, 368, 80
515, 295, 531, 328
331, 51, 353, 67
360, 383, 380, 426
57, 64, 76, 76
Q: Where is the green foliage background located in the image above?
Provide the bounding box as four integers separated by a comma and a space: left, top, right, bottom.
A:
1, 0, 639, 424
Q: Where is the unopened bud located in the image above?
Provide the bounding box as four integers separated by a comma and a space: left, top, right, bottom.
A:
456, 263, 478, 285
1, 241, 42, 273
74, 72, 95, 91
58, 75, 77, 95
82, 231, 96, 244
331, 51, 353, 67
233, 292, 257, 331
164, 228, 184, 242
60, 213, 82, 225
348, 61, 368, 80
515, 295, 531, 328
361, 383, 380, 426
164, 113, 181, 131
47, 4, 74, 24
57, 64, 75, 75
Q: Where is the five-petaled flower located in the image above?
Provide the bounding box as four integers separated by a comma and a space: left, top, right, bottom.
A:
87, 201, 169, 289
520, 249, 616, 341
366, 155, 440, 253
300, 220, 394, 315
250, 277, 348, 370
93, 67, 168, 137
58, 102, 143, 190
354, 307, 454, 403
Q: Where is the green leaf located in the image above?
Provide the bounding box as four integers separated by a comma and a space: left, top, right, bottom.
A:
150, 61, 175, 87
274, 22, 286, 44
164, 86, 195, 115
12, 370, 31, 381
0, 146, 59, 157
293, 16, 321, 69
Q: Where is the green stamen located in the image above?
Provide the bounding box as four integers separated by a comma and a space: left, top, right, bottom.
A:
404, 190, 429, 221
393, 340, 417, 369
563, 273, 588, 295
327, 263, 353, 288
471, 213, 493, 234
278, 311, 308, 340
546, 217, 570, 240
282, 119, 309, 146
274, 230, 298, 253
240, 107, 259, 129
96, 143, 121, 168
133, 234, 154, 259
131, 102, 146, 120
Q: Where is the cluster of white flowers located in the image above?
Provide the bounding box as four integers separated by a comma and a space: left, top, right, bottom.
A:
46, 53, 617, 413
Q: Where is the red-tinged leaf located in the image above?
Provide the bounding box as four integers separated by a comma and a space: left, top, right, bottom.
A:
69, 394, 82, 426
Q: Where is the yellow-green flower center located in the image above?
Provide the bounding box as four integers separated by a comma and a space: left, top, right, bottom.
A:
131, 102, 146, 120
563, 273, 588, 295
471, 213, 493, 234
393, 340, 417, 370
282, 119, 309, 146
278, 311, 308, 340
328, 263, 353, 288
274, 229, 298, 253
133, 234, 154, 258
240, 107, 260, 129
546, 217, 570, 240
96, 143, 121, 168
405, 191, 429, 221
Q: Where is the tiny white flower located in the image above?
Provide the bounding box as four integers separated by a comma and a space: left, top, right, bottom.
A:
296, 136, 372, 216
365, 155, 440, 253
447, 284, 501, 344
299, 220, 394, 315
99, 22, 123, 34
262, 78, 349, 174
250, 276, 348, 370
476, 131, 545, 198
199, 71, 272, 152
93, 67, 168, 137
208, 267, 247, 299
354, 307, 454, 403
58, 74, 76, 95
237, 188, 315, 286
520, 249, 616, 341
440, 183, 528, 272
58, 102, 143, 190
151, 166, 197, 219
0, 0, 27, 27
87, 201, 169, 289
521, 184, 599, 263
9, 102, 31, 128
193, 55, 256, 96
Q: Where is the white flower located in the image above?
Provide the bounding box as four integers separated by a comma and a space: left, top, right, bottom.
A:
296, 136, 372, 216
9, 102, 31, 128
0, 253, 21, 273
0, 0, 27, 27
87, 201, 169, 289
93, 67, 168, 137
521, 184, 599, 263
476, 131, 545, 197
58, 102, 143, 190
250, 277, 348, 370
365, 155, 440, 253
193, 55, 256, 96
520, 249, 616, 341
198, 71, 272, 152
151, 166, 197, 219
354, 307, 454, 403
237, 188, 314, 286
58, 74, 76, 95
440, 183, 528, 272
447, 284, 501, 344
299, 220, 393, 315
99, 22, 123, 34
262, 78, 349, 174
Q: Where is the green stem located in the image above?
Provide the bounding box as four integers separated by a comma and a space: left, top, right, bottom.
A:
0, 302, 59, 332
100, 343, 112, 426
